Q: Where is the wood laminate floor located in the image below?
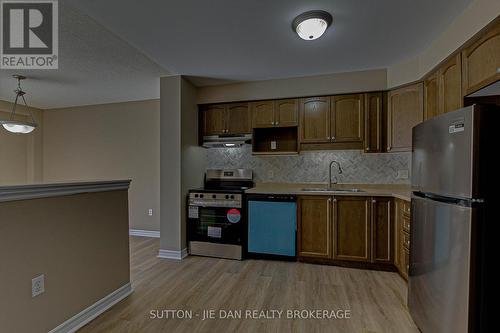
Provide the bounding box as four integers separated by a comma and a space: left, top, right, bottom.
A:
78, 237, 419, 333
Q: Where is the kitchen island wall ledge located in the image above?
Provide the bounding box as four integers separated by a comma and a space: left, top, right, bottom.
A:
0, 179, 131, 202
0, 180, 131, 333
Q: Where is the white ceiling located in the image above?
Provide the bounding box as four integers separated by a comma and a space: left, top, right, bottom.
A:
0, 1, 167, 109
1, 0, 474, 109
68, 0, 472, 83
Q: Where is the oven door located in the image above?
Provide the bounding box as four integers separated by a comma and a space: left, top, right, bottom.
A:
188, 205, 244, 245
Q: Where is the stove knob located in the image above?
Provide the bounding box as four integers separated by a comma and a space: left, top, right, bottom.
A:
230, 195, 235, 199
200, 194, 204, 198
194, 194, 199, 198
225, 195, 229, 199
212, 194, 217, 199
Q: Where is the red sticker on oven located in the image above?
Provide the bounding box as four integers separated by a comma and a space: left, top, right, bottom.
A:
227, 208, 241, 223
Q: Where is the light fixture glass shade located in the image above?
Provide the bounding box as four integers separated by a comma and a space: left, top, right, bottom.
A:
0, 120, 37, 134
292, 10, 333, 41
296, 18, 328, 40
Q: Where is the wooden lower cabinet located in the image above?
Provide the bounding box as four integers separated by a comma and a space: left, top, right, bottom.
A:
333, 196, 371, 262
298, 195, 394, 269
371, 197, 393, 263
297, 196, 332, 259
394, 198, 411, 280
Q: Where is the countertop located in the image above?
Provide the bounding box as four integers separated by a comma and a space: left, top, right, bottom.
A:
246, 183, 411, 201
0, 180, 131, 203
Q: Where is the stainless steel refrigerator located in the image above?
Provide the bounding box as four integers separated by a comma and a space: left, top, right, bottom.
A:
409, 104, 498, 333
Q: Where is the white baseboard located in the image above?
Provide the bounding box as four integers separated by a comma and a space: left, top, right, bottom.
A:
158, 248, 188, 260
48, 283, 133, 333
129, 229, 160, 238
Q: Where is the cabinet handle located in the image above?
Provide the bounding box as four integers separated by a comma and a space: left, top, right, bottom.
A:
497, 67, 500, 74
366, 147, 370, 151
328, 198, 332, 202
332, 198, 337, 203
271, 122, 275, 125
332, 136, 336, 141
372, 199, 376, 203
275, 121, 279, 125
327, 136, 330, 140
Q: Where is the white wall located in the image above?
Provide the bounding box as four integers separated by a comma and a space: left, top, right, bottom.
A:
387, 0, 500, 87
196, 69, 387, 104
160, 76, 182, 251
42, 99, 160, 231
180, 78, 205, 249
159, 75, 205, 252
0, 100, 43, 185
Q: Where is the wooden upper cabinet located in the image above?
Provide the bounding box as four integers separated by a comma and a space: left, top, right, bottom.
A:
333, 196, 371, 262
300, 97, 330, 143
440, 54, 462, 114
331, 94, 364, 143
251, 99, 298, 129
462, 20, 500, 95
297, 196, 332, 259
387, 83, 423, 152
371, 197, 392, 264
364, 92, 384, 153
226, 103, 251, 134
251, 100, 275, 128
275, 99, 298, 127
203, 104, 226, 135
424, 72, 440, 120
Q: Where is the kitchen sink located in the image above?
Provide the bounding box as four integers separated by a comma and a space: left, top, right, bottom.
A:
300, 188, 364, 193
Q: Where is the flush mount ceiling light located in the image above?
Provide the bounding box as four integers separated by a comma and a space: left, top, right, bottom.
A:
292, 10, 333, 41
0, 75, 37, 134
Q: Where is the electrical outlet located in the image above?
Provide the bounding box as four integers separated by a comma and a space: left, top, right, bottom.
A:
271, 141, 277, 150
148, 209, 153, 216
32, 274, 45, 298
397, 170, 409, 179
268, 170, 274, 178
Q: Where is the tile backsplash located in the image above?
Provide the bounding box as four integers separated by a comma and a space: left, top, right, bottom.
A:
206, 146, 411, 184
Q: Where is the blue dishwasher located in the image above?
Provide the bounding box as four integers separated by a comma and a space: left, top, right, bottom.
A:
247, 194, 296, 259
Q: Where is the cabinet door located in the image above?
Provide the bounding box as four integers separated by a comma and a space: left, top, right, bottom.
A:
275, 99, 298, 127
297, 196, 332, 259
424, 72, 440, 120
300, 97, 330, 143
331, 94, 364, 143
439, 54, 462, 114
333, 196, 371, 262
364, 92, 383, 153
371, 198, 393, 264
203, 104, 226, 135
462, 21, 500, 95
387, 83, 423, 152
226, 103, 251, 134
251, 100, 275, 128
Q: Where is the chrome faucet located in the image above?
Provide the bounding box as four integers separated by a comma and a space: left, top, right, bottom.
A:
329, 160, 343, 188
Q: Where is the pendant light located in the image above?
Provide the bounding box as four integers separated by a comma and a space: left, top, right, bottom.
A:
0, 75, 37, 134
292, 10, 333, 41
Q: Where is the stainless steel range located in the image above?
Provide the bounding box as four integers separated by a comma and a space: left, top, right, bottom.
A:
187, 169, 253, 260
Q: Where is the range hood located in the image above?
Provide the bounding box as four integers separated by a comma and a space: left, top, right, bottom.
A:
202, 134, 252, 148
